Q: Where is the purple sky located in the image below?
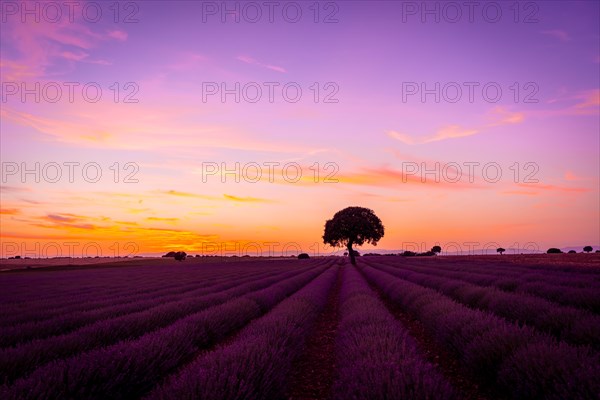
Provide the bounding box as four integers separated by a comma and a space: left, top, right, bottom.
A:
1, 1, 598, 257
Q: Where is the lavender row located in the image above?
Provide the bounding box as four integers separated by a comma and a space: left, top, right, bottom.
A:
0, 264, 292, 330
395, 258, 600, 289
377, 258, 600, 313
404, 256, 600, 276
0, 267, 215, 316
368, 260, 600, 348
0, 268, 256, 328
0, 268, 285, 348
1, 262, 333, 399
0, 265, 181, 304
147, 267, 339, 400
0, 263, 326, 384
360, 264, 600, 399
0, 261, 299, 317
331, 265, 456, 399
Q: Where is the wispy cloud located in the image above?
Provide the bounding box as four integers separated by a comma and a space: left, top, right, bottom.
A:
387, 107, 524, 145
530, 89, 599, 117
146, 217, 179, 222
564, 171, 588, 181
237, 55, 286, 73
35, 213, 97, 230
0, 18, 127, 80
107, 30, 128, 41
503, 190, 539, 196
541, 29, 571, 42
516, 183, 592, 194
336, 166, 484, 189
161, 190, 218, 200
223, 194, 274, 203
387, 125, 479, 145
573, 89, 600, 111
0, 208, 20, 215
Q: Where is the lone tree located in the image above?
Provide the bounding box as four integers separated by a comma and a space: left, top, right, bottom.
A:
497, 247, 506, 255
583, 246, 593, 253
174, 251, 187, 261
323, 206, 384, 265
547, 248, 562, 254
431, 245, 442, 255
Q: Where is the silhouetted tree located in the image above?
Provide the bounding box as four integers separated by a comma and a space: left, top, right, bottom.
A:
547, 248, 562, 254
583, 246, 593, 253
402, 251, 417, 257
163, 251, 177, 258
323, 206, 384, 265
568, 250, 576, 254
174, 251, 187, 261
431, 245, 442, 255
298, 253, 310, 259
497, 247, 505, 255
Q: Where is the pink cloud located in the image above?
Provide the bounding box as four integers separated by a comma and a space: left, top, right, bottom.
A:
107, 30, 128, 41
387, 107, 524, 145
541, 30, 571, 42
237, 55, 286, 73
1, 18, 124, 80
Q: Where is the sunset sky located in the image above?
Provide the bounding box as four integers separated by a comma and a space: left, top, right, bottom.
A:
1, 1, 598, 257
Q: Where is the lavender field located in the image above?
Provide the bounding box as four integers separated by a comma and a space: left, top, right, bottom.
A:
1, 255, 599, 400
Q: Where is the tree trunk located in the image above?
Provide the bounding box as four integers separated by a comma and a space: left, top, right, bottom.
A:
347, 242, 355, 265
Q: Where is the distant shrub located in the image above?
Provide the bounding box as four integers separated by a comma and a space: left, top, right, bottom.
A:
364, 253, 382, 256
402, 251, 417, 257
417, 251, 436, 257
583, 246, 593, 253
297, 253, 310, 259
546, 248, 562, 254
174, 252, 187, 261
162, 252, 176, 258
568, 250, 576, 254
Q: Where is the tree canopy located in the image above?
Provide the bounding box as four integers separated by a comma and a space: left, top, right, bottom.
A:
323, 206, 384, 265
